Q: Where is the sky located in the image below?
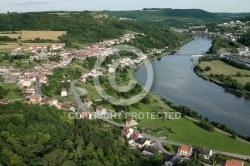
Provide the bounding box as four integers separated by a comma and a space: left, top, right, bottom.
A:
0, 0, 250, 13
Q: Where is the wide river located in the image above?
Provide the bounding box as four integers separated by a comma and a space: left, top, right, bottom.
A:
134, 37, 250, 136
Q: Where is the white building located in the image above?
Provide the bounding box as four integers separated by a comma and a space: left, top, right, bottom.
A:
61, 88, 68, 97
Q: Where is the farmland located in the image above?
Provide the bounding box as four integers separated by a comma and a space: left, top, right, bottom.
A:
199, 60, 250, 85
20, 31, 66, 40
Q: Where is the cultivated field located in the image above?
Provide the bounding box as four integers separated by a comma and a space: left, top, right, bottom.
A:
0, 43, 20, 49
199, 60, 250, 85
23, 43, 65, 47
0, 42, 65, 52
21, 31, 66, 40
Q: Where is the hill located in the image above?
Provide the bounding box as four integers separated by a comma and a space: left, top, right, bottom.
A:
106, 8, 232, 28
0, 12, 189, 49
107, 8, 217, 20
0, 102, 163, 165
216, 12, 250, 18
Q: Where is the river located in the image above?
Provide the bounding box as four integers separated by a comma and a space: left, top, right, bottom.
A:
134, 37, 250, 136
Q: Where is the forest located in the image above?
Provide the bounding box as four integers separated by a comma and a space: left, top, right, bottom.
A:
0, 12, 189, 49
206, 36, 239, 54
0, 102, 164, 165
106, 9, 235, 28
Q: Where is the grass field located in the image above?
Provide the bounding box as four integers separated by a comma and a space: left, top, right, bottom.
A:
1, 83, 23, 100
21, 31, 66, 40
199, 60, 250, 85
139, 117, 250, 155
0, 43, 20, 49
0, 34, 21, 39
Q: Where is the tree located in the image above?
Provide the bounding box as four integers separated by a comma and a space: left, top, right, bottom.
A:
245, 82, 250, 91
204, 66, 212, 71
236, 72, 242, 77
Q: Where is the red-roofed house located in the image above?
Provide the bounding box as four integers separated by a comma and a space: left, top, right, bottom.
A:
121, 127, 134, 138
178, 145, 193, 157
125, 118, 138, 126
60, 104, 75, 112
226, 160, 244, 166
83, 98, 93, 108
128, 131, 143, 147
0, 99, 9, 105
30, 95, 42, 104
80, 112, 92, 119
40, 98, 51, 105
96, 105, 107, 115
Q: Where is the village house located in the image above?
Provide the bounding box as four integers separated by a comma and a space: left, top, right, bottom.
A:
30, 95, 42, 104
40, 98, 51, 105
18, 77, 33, 87
56, 102, 63, 109
197, 147, 213, 160
96, 105, 107, 115
134, 138, 151, 149
0, 99, 9, 105
48, 99, 58, 106
225, 159, 244, 166
39, 74, 47, 84
177, 145, 193, 157
60, 104, 75, 112
165, 154, 184, 166
26, 86, 36, 95
61, 88, 68, 97
127, 131, 143, 147
83, 98, 93, 108
121, 127, 134, 139
80, 77, 86, 83
125, 118, 138, 127
108, 67, 115, 73
80, 111, 92, 119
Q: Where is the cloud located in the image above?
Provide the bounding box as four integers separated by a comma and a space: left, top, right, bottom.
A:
13, 0, 52, 5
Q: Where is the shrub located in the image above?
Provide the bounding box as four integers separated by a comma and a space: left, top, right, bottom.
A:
205, 66, 212, 71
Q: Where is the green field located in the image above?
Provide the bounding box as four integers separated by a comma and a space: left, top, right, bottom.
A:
199, 60, 250, 85
1, 83, 23, 100
139, 116, 250, 155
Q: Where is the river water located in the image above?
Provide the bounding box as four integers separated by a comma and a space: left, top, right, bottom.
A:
134, 37, 250, 136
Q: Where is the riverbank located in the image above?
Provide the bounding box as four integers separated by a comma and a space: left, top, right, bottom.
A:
195, 71, 250, 99
194, 60, 250, 99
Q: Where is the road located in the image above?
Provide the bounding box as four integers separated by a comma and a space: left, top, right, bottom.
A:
70, 79, 250, 160
35, 75, 44, 96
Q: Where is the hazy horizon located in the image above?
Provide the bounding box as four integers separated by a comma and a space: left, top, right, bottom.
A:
0, 0, 250, 13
